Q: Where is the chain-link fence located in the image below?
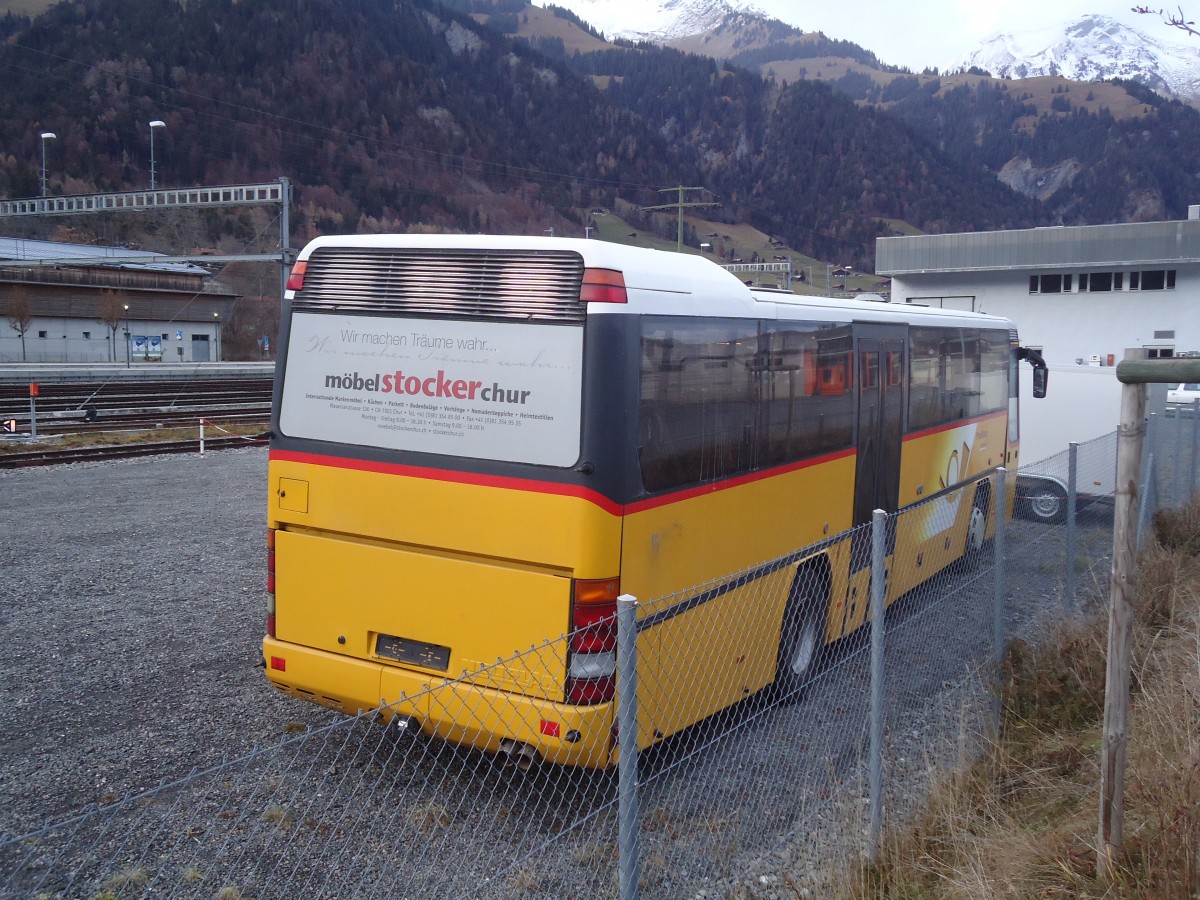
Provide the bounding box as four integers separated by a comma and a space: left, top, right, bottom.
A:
3, 409, 1198, 899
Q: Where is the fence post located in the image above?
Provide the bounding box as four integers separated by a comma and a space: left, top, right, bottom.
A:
616, 594, 640, 900
868, 509, 887, 860
199, 418, 206, 457
1097, 363, 1146, 879
1191, 399, 1199, 495
1066, 443, 1078, 617
1173, 403, 1186, 504
992, 468, 1008, 733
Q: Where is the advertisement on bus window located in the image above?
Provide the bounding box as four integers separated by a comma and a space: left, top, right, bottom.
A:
279, 312, 583, 466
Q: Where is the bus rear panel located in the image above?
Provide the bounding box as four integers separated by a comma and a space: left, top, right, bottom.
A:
266, 241, 628, 767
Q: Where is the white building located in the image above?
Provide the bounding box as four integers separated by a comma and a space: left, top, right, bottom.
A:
875, 213, 1200, 366
1, 237, 237, 364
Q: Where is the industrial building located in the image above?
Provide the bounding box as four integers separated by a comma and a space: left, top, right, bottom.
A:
0, 236, 237, 364
875, 213, 1200, 365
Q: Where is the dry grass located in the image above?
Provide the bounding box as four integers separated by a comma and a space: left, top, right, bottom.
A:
840, 496, 1200, 899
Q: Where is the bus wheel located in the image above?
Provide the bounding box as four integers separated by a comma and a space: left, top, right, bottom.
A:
774, 578, 828, 701
963, 487, 990, 564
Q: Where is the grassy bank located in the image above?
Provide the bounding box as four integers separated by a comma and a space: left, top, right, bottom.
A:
844, 498, 1200, 898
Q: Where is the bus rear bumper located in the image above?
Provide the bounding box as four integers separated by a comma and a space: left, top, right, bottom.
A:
262, 637, 615, 769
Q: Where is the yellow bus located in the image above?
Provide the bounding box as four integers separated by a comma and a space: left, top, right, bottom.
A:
263, 235, 1046, 769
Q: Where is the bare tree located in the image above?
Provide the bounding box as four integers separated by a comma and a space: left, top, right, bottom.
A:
5, 287, 33, 362
1132, 5, 1200, 37
99, 289, 127, 363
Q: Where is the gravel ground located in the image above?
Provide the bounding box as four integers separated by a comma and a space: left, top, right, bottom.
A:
0, 449, 336, 836
0, 448, 1118, 899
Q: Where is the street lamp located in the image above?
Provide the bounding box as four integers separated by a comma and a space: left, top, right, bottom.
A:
123, 304, 131, 368
39, 132, 56, 197
149, 120, 165, 190
213, 311, 221, 362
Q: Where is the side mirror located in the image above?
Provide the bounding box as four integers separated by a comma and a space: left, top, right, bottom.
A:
1018, 346, 1049, 399
1032, 366, 1048, 399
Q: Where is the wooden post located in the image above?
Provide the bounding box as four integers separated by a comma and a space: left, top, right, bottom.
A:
1097, 349, 1147, 877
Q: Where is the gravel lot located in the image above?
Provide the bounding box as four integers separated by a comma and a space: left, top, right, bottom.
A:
0, 448, 1116, 898
0, 449, 336, 833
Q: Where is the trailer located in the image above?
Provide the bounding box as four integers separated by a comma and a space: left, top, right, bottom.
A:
1016, 362, 1167, 521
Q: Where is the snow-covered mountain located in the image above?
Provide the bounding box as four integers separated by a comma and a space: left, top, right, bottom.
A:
957, 15, 1200, 104
532, 0, 770, 45
537, 3, 1200, 107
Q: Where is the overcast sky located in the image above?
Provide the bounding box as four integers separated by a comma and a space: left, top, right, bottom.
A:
749, 0, 1199, 71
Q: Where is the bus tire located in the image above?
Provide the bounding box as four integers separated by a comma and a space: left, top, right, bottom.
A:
774, 573, 829, 702
963, 484, 990, 566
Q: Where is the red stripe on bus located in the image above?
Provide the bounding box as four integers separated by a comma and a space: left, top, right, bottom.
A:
903, 410, 1007, 442
621, 447, 856, 514
269, 449, 626, 516
269, 446, 858, 517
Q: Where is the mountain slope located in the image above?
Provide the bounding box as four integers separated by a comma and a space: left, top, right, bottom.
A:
0, 0, 683, 242
1, 0, 1055, 269
563, 43, 1040, 265
529, 0, 1200, 228
11, 0, 1200, 271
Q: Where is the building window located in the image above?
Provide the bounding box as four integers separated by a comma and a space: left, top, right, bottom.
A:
82, 331, 91, 339
1029, 273, 1072, 293
38, 330, 47, 339
1080, 271, 1132, 291
161, 333, 169, 340
1130, 269, 1176, 291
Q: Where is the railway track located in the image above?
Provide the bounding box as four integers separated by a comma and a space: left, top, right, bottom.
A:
0, 434, 267, 468
0, 372, 273, 466
0, 375, 272, 436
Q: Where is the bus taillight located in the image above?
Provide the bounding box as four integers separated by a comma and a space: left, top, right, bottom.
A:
580, 268, 627, 304
566, 578, 619, 705
266, 528, 277, 637
285, 260, 308, 293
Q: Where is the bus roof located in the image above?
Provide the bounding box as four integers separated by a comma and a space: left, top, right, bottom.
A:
294, 234, 1015, 331
753, 289, 1015, 331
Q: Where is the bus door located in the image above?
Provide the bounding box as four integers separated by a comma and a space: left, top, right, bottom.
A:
846, 327, 905, 625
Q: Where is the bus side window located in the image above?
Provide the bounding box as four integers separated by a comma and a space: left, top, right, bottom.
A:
760, 325, 853, 467
638, 319, 758, 492
908, 327, 944, 430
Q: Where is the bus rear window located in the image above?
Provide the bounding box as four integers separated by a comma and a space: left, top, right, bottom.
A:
279, 312, 584, 467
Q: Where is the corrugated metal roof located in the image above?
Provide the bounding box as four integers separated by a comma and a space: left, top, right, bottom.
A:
876, 219, 1200, 275
0, 236, 210, 275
